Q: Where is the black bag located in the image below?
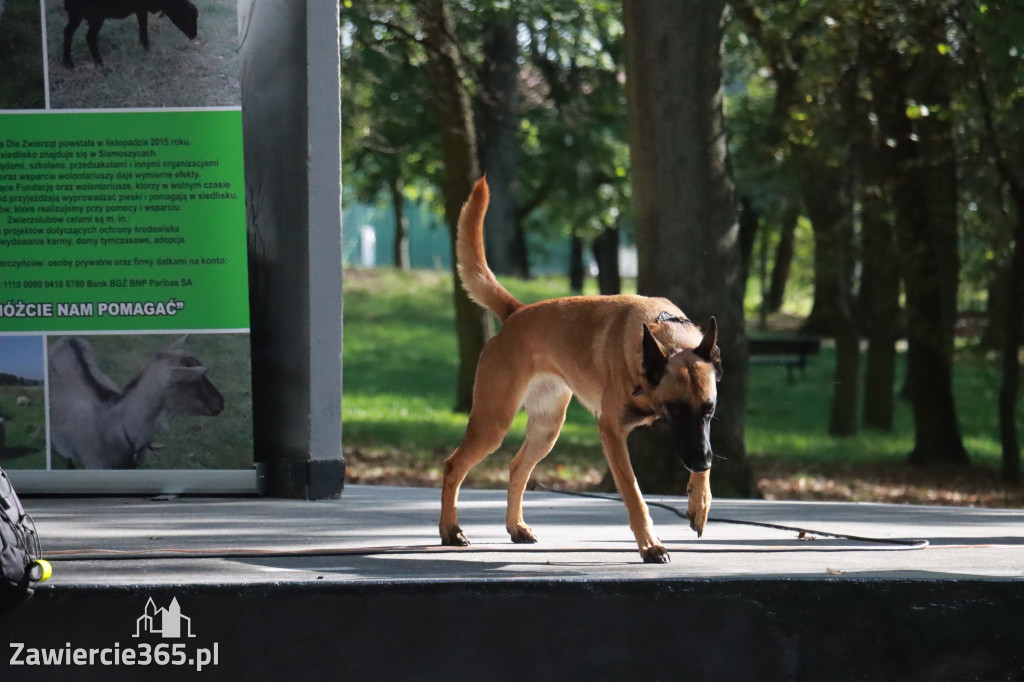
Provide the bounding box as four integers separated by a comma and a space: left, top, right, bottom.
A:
1, 465, 45, 612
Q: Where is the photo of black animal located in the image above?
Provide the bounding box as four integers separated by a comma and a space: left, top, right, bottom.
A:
47, 335, 224, 470
0, 0, 47, 109
47, 0, 238, 109
62, 0, 198, 68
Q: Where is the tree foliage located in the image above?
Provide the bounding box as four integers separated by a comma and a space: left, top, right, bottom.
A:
727, 0, 1023, 475
341, 1, 629, 276
341, 0, 1024, 483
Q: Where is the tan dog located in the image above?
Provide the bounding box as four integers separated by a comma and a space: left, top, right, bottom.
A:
439, 178, 722, 563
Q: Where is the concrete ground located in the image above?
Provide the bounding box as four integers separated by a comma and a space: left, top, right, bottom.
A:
25, 484, 1024, 586
6, 485, 1024, 681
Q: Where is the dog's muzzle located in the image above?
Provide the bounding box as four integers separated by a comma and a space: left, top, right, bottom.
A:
665, 402, 714, 473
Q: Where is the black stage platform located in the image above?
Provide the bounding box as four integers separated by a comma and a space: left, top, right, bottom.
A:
2, 485, 1023, 680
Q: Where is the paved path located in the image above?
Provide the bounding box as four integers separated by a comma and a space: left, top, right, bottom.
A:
23, 485, 1024, 586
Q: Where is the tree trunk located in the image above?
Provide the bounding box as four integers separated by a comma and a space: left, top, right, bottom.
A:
794, 153, 860, 436
511, 216, 531, 278
866, 22, 968, 466
738, 196, 759, 291
961, 6, 1023, 483
983, 267, 1007, 350
765, 200, 798, 313
568, 233, 586, 293
859, 140, 900, 431
905, 43, 966, 467
624, 0, 754, 497
593, 223, 621, 295
859, 211, 900, 432
389, 176, 410, 270
829, 325, 861, 437
416, 0, 487, 413
800, 159, 857, 338
998, 211, 1024, 483
477, 18, 525, 277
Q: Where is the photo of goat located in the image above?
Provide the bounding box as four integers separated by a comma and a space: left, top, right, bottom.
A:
0, 336, 47, 469
45, 0, 241, 108
46, 333, 253, 470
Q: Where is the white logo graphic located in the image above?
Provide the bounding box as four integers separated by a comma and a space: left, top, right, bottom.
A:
9, 596, 218, 671
133, 597, 196, 639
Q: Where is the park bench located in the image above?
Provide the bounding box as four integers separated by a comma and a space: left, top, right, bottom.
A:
748, 335, 821, 382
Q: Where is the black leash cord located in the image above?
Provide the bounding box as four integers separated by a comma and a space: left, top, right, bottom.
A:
42, 485, 929, 562
532, 482, 930, 549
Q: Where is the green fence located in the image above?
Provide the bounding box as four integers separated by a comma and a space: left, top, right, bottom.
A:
342, 201, 452, 270
343, 199, 605, 276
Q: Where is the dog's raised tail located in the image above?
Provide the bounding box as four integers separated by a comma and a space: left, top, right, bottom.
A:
456, 177, 524, 323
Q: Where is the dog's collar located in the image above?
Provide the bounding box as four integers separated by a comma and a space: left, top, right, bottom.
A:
655, 311, 692, 325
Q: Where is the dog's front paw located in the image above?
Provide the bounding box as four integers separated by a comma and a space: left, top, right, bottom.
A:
508, 523, 538, 544
440, 525, 471, 547
686, 472, 712, 538
641, 544, 671, 564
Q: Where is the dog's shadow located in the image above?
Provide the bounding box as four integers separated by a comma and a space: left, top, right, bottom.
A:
236, 547, 643, 579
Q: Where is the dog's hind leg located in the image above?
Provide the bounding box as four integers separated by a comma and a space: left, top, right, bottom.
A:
439, 351, 529, 547
439, 414, 518, 546
506, 377, 572, 543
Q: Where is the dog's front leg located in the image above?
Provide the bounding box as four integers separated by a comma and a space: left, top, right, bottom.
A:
686, 470, 712, 538
598, 416, 669, 563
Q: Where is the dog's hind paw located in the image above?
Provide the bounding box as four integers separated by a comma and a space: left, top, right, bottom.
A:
641, 545, 671, 564
440, 526, 471, 547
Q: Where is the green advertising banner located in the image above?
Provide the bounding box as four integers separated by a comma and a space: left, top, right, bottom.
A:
0, 109, 249, 333
0, 109, 253, 476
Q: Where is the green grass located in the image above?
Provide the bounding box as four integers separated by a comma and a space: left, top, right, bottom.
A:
342, 268, 1021, 485
47, 0, 240, 109
0, 385, 47, 468
746, 344, 1019, 471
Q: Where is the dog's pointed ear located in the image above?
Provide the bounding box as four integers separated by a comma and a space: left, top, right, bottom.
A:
695, 317, 717, 360
695, 317, 723, 381
642, 323, 669, 387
